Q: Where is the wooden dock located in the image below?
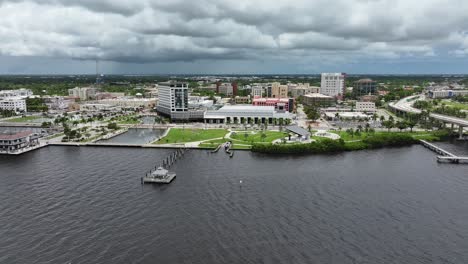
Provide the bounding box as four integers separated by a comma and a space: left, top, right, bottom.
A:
419, 140, 468, 164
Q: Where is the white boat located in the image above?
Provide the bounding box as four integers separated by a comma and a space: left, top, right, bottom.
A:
142, 167, 176, 184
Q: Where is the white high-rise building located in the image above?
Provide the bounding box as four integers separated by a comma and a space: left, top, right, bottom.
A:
156, 82, 189, 120
320, 73, 346, 97
251, 85, 263, 98
0, 97, 27, 113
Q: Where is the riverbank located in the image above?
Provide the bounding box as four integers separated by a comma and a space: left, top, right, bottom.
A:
251, 131, 450, 154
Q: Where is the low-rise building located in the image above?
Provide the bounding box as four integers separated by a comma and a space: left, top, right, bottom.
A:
43, 96, 73, 111
98, 98, 157, 109
204, 105, 293, 124
0, 131, 39, 152
0, 97, 27, 113
355, 102, 376, 113
252, 97, 294, 112
68, 87, 98, 101
217, 82, 238, 96
0, 88, 33, 99
428, 90, 468, 98
302, 93, 335, 107
80, 103, 117, 112
234, 96, 250, 104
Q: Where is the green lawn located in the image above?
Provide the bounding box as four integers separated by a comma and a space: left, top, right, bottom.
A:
230, 131, 287, 144
7, 116, 42, 122
198, 139, 252, 150
336, 131, 443, 142
443, 101, 468, 110
154, 128, 228, 144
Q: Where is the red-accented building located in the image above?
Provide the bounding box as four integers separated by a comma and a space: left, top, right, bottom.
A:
252, 97, 295, 112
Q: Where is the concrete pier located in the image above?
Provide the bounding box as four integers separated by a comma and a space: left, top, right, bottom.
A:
420, 140, 468, 164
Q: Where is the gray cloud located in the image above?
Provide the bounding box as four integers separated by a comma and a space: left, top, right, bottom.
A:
1, 0, 468, 68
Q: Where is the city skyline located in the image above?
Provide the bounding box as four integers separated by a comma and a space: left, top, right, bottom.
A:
2, 0, 468, 74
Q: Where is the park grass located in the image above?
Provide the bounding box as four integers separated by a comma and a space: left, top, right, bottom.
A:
44, 132, 64, 140
336, 130, 445, 142
443, 101, 468, 111
7, 116, 42, 122
199, 139, 252, 150
154, 128, 228, 144
230, 131, 287, 144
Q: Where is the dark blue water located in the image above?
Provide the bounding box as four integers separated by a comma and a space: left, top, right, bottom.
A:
97, 128, 166, 144
0, 145, 467, 263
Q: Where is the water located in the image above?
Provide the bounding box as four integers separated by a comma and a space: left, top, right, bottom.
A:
97, 128, 166, 144
0, 145, 467, 263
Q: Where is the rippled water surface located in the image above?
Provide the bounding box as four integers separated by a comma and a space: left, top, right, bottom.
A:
0, 144, 467, 264
97, 128, 166, 144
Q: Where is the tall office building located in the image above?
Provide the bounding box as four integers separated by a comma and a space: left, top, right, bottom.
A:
320, 73, 346, 97
156, 82, 189, 120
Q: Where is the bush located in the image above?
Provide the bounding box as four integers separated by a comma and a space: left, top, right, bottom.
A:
252, 134, 419, 154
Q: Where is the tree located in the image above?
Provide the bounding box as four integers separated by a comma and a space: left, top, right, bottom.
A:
396, 121, 408, 132
305, 106, 320, 122
346, 128, 355, 138
365, 123, 370, 133
383, 120, 394, 132
260, 132, 267, 142
357, 124, 363, 132
107, 122, 119, 130
407, 120, 416, 132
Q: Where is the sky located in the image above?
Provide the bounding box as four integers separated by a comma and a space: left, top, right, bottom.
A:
1, 0, 468, 75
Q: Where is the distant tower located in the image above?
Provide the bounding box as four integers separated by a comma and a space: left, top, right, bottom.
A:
95, 59, 103, 86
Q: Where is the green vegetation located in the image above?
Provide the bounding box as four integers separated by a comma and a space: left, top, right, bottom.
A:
0, 109, 16, 118
154, 128, 227, 144
107, 122, 119, 130
7, 116, 42, 122
443, 100, 468, 111
230, 131, 287, 144
414, 99, 467, 118
303, 106, 320, 121
251, 131, 448, 154
26, 98, 48, 112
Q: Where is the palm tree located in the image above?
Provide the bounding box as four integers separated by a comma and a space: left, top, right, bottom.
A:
260, 132, 267, 142
334, 112, 340, 121
365, 123, 370, 132
357, 124, 363, 132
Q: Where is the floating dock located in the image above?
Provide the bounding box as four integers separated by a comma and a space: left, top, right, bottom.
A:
419, 140, 468, 164
142, 148, 188, 184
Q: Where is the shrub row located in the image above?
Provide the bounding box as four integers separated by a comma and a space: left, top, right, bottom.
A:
251, 134, 418, 154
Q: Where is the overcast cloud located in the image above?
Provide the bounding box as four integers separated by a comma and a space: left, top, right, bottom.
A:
1, 0, 468, 74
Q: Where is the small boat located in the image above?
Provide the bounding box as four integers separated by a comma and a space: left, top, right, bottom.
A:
142, 167, 176, 184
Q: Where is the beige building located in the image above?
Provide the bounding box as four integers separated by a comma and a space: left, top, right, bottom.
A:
271, 82, 288, 98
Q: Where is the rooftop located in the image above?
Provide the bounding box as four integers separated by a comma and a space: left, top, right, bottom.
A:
0, 131, 33, 140
303, 93, 333, 99
355, 79, 375, 83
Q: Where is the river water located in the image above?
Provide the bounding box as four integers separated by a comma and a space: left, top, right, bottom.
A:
0, 144, 467, 263
97, 128, 166, 144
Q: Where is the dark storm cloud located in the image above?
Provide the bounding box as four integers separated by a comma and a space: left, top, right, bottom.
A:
1, 0, 468, 67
